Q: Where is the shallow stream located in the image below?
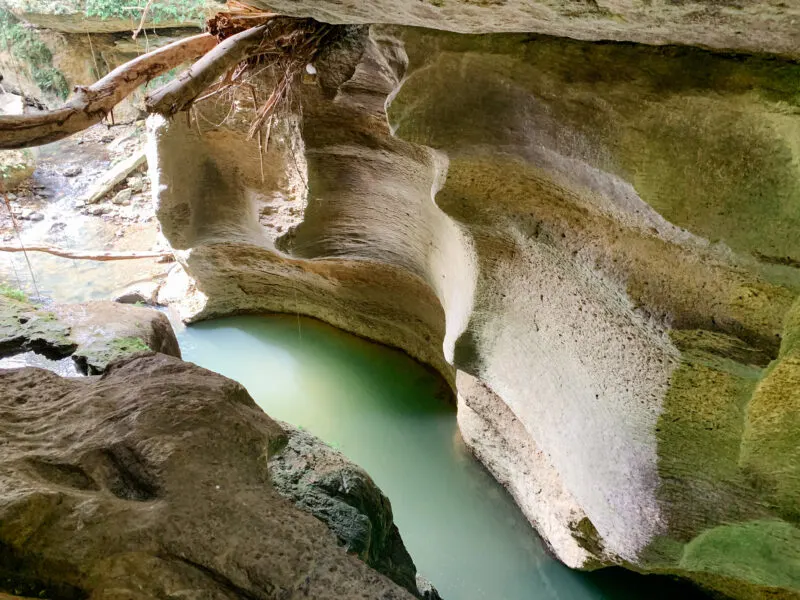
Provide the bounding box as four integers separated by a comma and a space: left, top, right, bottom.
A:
177, 314, 707, 600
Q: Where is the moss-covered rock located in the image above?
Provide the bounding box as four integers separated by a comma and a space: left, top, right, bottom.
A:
0, 293, 180, 373
0, 149, 36, 193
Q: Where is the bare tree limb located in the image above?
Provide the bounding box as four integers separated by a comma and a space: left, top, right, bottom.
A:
0, 33, 218, 150
146, 24, 267, 116
0, 246, 174, 261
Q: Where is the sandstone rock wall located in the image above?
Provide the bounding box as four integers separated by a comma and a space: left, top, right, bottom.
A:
150, 23, 800, 599
249, 0, 800, 59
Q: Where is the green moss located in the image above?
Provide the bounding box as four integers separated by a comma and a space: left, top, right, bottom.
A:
739, 297, 800, 523
0, 283, 27, 302
680, 520, 800, 591
0, 9, 69, 99
656, 330, 765, 542
73, 336, 152, 375
391, 30, 800, 262
110, 336, 150, 353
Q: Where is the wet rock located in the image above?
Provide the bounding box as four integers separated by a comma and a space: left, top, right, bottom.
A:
0, 294, 180, 375
111, 187, 133, 205
113, 281, 160, 306
416, 576, 443, 600
0, 354, 416, 600
269, 424, 421, 596
26, 211, 45, 221
48, 221, 66, 234
55, 301, 180, 374
0, 295, 76, 360
62, 165, 82, 177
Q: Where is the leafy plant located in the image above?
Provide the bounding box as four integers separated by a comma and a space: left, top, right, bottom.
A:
0, 9, 70, 99
84, 0, 206, 25
0, 283, 27, 302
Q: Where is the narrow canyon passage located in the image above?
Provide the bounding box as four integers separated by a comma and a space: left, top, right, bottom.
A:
177, 314, 707, 600
1, 0, 799, 598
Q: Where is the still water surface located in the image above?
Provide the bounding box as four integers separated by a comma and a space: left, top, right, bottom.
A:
178, 314, 706, 600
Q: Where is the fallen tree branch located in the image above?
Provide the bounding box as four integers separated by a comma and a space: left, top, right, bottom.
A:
0, 33, 218, 149
146, 24, 267, 116
83, 149, 147, 205
0, 246, 173, 261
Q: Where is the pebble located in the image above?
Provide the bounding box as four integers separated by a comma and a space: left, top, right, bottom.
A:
111, 188, 133, 206
62, 165, 82, 177
86, 205, 109, 216
126, 176, 145, 192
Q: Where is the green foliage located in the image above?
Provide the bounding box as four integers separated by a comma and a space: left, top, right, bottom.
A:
84, 0, 206, 25
32, 65, 69, 98
0, 9, 69, 99
0, 283, 27, 302
111, 336, 151, 353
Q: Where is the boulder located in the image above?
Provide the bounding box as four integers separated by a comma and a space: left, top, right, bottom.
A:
0, 294, 180, 374
0, 354, 416, 599
113, 280, 160, 305
269, 424, 420, 596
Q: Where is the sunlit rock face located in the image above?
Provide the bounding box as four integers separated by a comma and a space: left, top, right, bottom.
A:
250, 0, 800, 59
150, 27, 472, 384
151, 24, 800, 599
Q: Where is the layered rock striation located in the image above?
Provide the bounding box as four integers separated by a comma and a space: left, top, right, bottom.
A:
149, 20, 800, 598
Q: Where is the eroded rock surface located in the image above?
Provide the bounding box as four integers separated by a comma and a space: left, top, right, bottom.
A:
150, 23, 800, 599
0, 354, 417, 600
269, 423, 422, 597
0, 294, 180, 373
250, 0, 800, 59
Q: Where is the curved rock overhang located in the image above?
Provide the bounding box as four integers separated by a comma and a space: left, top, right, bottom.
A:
148, 22, 800, 599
